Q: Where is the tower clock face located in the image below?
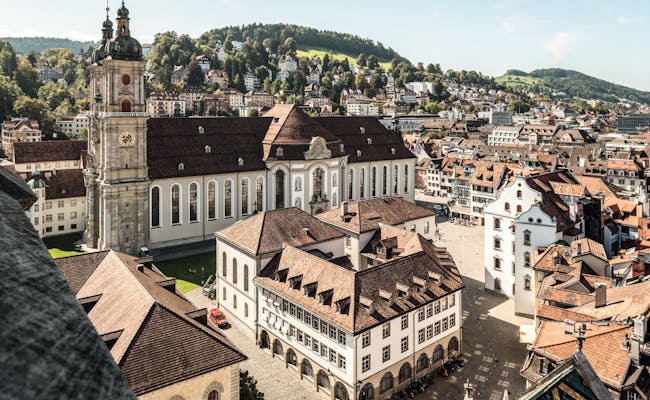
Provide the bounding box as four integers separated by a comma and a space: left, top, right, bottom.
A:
120, 131, 135, 146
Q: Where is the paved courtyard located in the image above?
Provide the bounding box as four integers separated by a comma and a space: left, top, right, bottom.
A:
184, 206, 531, 399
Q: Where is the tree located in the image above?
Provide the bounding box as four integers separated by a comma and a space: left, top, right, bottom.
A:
15, 59, 42, 98
240, 370, 264, 400
38, 82, 74, 111
0, 75, 23, 121
13, 96, 56, 137
425, 101, 440, 114
508, 98, 531, 113
356, 52, 366, 68
0, 41, 18, 77
367, 55, 379, 70
185, 60, 205, 87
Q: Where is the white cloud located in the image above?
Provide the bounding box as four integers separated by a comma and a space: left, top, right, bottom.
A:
543, 31, 585, 63
616, 16, 639, 25
499, 15, 528, 33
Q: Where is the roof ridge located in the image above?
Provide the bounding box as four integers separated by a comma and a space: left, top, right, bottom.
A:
255, 211, 268, 254
117, 302, 157, 366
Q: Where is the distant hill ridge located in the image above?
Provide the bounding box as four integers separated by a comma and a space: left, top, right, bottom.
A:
1, 37, 97, 55
498, 68, 650, 104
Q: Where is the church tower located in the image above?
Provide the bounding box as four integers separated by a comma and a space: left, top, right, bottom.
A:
85, 1, 149, 254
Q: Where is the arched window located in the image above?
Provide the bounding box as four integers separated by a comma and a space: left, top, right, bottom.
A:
151, 187, 160, 227
379, 372, 393, 393
171, 184, 180, 224
359, 167, 366, 199
383, 165, 388, 195
313, 168, 324, 200
334, 383, 349, 400
121, 99, 131, 112
301, 359, 313, 378
256, 176, 264, 212
524, 230, 531, 246
494, 218, 501, 230
208, 181, 216, 219
224, 180, 232, 218
448, 337, 459, 354
404, 164, 409, 193
398, 363, 412, 383
332, 172, 338, 187
241, 178, 249, 215
294, 197, 302, 209
275, 170, 285, 208
243, 264, 249, 291
232, 258, 238, 284
433, 345, 444, 362
416, 353, 428, 371
371, 167, 377, 197
233, 294, 237, 309
517, 190, 522, 199
348, 168, 354, 200
295, 177, 302, 191
207, 390, 219, 400
286, 349, 297, 366
317, 370, 331, 392
221, 252, 227, 276
359, 384, 374, 400
516, 204, 522, 213
504, 202, 510, 212
393, 165, 399, 194
273, 339, 283, 357
189, 182, 198, 222
244, 303, 249, 317
494, 278, 502, 291
524, 252, 531, 267
525, 275, 532, 290
260, 330, 270, 349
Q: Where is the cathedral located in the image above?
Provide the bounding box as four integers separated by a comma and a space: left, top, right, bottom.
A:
85, 3, 416, 254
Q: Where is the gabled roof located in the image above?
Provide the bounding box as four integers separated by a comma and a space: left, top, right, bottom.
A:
316, 196, 435, 234
42, 169, 85, 199
262, 104, 340, 146
56, 250, 246, 396
13, 140, 86, 164
216, 207, 344, 256
525, 171, 580, 232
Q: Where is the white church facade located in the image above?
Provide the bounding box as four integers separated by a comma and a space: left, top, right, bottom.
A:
83, 5, 416, 254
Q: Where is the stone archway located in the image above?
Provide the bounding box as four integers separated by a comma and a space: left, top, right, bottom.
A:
334, 382, 349, 400
359, 383, 374, 400
260, 330, 270, 349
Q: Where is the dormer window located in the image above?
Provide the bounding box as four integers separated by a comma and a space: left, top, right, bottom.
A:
360, 127, 366, 133
357, 149, 362, 157
205, 145, 211, 154
339, 143, 345, 152
238, 157, 244, 166
367, 137, 372, 144
273, 117, 280, 123
391, 147, 396, 155
276, 147, 284, 157
198, 126, 205, 134
178, 162, 185, 171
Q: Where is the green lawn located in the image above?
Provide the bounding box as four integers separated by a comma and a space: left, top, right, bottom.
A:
296, 45, 392, 71
155, 252, 216, 294
43, 233, 87, 259
495, 74, 543, 88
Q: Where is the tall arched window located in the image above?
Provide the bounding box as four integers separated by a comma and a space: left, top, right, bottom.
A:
379, 372, 393, 393
232, 258, 238, 284
151, 187, 160, 227
433, 345, 444, 362
371, 167, 377, 197
359, 168, 366, 199
121, 99, 131, 112
295, 177, 302, 191
275, 170, 285, 208
189, 183, 198, 222
207, 390, 219, 400
348, 168, 354, 200
256, 177, 264, 212
404, 164, 409, 193
221, 252, 227, 276
244, 303, 249, 317
332, 172, 338, 187
243, 264, 249, 291
233, 294, 237, 309
383, 165, 388, 195
208, 181, 216, 219
398, 363, 412, 383
224, 180, 232, 217
241, 178, 249, 215
393, 165, 399, 194
313, 168, 324, 200
171, 184, 180, 224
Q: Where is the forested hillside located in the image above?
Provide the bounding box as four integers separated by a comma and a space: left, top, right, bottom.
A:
0, 37, 96, 55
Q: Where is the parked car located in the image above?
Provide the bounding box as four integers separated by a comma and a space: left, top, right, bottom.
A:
209, 308, 229, 328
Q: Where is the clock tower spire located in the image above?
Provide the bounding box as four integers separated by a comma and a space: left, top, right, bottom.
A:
85, 1, 150, 254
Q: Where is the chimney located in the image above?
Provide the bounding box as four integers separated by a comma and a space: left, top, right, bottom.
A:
136, 263, 145, 272
594, 283, 607, 308
576, 242, 583, 255
341, 201, 348, 217
562, 319, 575, 335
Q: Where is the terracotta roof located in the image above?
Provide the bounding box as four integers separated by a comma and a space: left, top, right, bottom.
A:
255, 238, 463, 333
469, 161, 507, 188
526, 171, 580, 232
13, 140, 86, 164
529, 321, 631, 388
316, 196, 435, 234
147, 117, 270, 179
216, 207, 344, 256
56, 251, 110, 294
569, 280, 650, 322
56, 250, 246, 395
262, 104, 340, 146
607, 159, 641, 172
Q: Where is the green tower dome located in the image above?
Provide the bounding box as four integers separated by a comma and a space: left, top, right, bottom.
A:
104, 35, 142, 61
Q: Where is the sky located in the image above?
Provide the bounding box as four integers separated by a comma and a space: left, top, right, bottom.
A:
2, 0, 650, 90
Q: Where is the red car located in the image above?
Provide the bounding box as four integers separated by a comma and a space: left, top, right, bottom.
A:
209, 308, 229, 328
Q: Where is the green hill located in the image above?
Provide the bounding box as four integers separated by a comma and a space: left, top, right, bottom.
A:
295, 45, 393, 70
0, 37, 97, 55
497, 68, 650, 104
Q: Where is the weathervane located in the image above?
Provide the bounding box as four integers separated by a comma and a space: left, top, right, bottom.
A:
106, 0, 110, 17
